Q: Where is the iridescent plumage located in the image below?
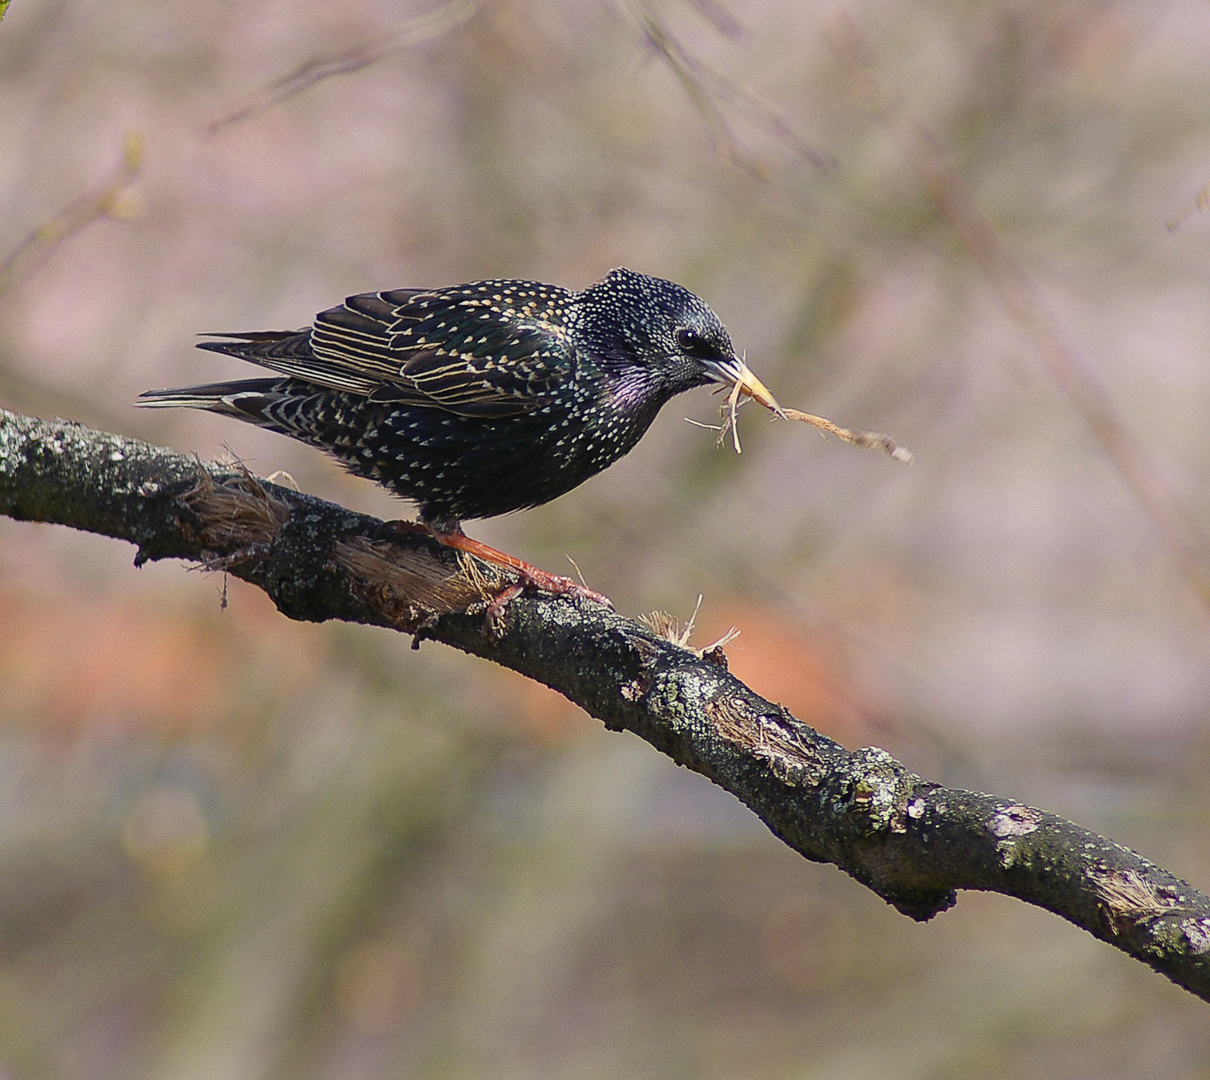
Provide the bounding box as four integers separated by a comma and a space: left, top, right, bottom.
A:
139, 268, 778, 535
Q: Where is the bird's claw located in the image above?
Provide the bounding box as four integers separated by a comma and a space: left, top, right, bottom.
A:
484, 567, 613, 634
524, 570, 613, 609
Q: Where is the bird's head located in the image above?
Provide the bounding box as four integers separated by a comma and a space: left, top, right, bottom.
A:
575, 268, 781, 414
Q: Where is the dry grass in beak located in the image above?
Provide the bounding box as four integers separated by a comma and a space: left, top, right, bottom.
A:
780, 407, 913, 463
686, 381, 750, 452
688, 354, 912, 462
716, 385, 913, 462
690, 380, 913, 462
721, 380, 746, 453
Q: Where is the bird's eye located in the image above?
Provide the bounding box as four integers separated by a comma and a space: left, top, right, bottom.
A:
676, 328, 715, 359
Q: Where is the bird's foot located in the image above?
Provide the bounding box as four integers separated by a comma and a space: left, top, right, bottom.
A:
388, 521, 613, 622
435, 528, 613, 614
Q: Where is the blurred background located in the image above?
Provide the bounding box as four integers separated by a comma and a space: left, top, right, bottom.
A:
3, 0, 1210, 1075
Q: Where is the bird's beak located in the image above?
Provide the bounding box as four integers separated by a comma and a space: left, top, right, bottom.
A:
706, 356, 786, 418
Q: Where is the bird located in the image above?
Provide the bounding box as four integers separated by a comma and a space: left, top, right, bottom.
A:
138, 267, 781, 607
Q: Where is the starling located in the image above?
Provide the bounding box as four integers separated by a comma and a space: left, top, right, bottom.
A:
139, 267, 780, 604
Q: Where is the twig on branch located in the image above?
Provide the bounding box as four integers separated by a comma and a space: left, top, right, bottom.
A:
2, 405, 1209, 1001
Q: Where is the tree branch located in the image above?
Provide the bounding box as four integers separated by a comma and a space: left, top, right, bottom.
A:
2, 405, 1209, 1001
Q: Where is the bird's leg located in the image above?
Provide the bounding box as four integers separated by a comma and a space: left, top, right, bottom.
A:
434, 526, 614, 612
392, 520, 613, 613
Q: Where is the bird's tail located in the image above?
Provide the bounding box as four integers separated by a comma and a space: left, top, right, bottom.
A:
136, 379, 289, 427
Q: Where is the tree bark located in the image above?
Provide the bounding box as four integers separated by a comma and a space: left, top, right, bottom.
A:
2, 405, 1209, 1001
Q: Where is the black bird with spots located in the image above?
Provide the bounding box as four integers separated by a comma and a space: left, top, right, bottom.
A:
139, 267, 781, 605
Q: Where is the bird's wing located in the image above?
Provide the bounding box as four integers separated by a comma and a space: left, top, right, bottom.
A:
265, 284, 578, 419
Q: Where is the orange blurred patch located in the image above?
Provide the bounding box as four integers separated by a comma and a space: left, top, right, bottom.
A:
695, 1004, 793, 1080
697, 600, 870, 746
0, 575, 325, 737
484, 665, 590, 743
335, 936, 423, 1036
759, 894, 858, 995
473, 599, 871, 746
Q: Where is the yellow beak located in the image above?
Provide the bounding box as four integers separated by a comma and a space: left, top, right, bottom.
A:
726, 358, 785, 418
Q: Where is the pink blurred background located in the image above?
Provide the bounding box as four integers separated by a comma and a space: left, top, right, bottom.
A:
3, 0, 1210, 1076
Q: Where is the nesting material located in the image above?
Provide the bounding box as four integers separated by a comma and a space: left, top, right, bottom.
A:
779, 406, 913, 463
706, 379, 913, 462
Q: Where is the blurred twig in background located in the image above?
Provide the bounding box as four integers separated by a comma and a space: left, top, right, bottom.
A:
0, 135, 146, 424
825, 19, 1210, 606
899, 122, 1210, 604
633, 6, 1210, 608
0, 135, 142, 300
1167, 174, 1210, 232
205, 0, 481, 134
615, 0, 836, 175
